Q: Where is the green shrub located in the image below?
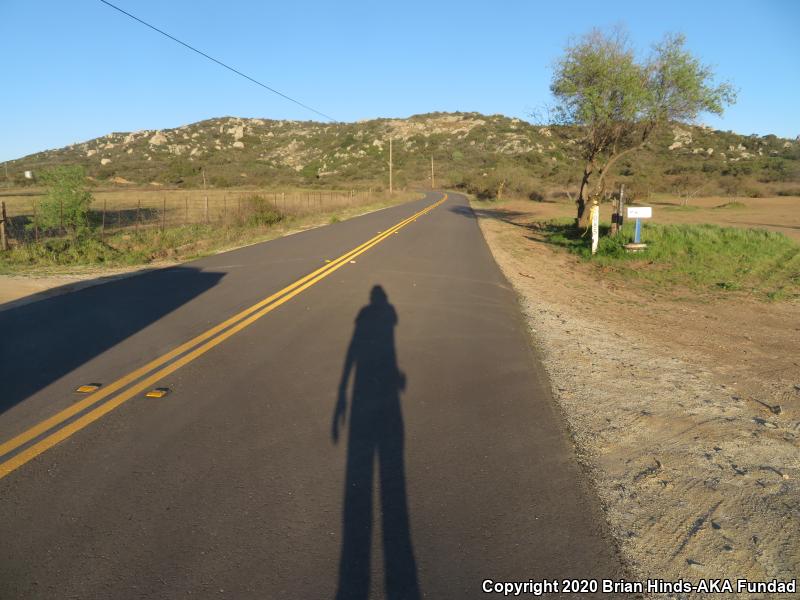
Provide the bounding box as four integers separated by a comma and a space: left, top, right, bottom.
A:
3, 237, 119, 268
34, 166, 94, 238
244, 195, 284, 226
528, 190, 545, 202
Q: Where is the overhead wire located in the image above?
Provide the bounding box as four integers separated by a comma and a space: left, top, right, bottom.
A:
98, 0, 337, 122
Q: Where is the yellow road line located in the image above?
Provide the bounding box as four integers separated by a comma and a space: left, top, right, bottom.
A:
0, 197, 436, 459
0, 194, 447, 479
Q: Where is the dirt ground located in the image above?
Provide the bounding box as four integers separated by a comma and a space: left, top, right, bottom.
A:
520, 195, 800, 242
473, 199, 799, 598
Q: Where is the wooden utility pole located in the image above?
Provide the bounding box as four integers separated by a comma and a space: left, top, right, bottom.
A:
431, 155, 435, 189
388, 137, 393, 195
202, 168, 208, 223
33, 198, 39, 242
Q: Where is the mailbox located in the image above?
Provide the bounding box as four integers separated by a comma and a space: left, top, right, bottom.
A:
626, 206, 652, 219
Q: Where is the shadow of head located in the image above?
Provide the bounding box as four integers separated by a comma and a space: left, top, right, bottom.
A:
370, 284, 388, 305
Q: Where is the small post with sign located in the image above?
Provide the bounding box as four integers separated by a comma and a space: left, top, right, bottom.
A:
624, 206, 652, 252
590, 198, 600, 255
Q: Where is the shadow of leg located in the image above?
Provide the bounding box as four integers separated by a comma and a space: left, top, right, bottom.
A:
379, 410, 419, 600
336, 426, 375, 600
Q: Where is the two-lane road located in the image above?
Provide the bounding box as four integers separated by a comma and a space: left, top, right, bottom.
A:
0, 192, 625, 598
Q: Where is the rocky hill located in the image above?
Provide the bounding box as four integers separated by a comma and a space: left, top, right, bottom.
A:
6, 113, 800, 201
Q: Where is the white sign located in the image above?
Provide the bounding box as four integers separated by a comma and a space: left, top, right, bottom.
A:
627, 206, 652, 219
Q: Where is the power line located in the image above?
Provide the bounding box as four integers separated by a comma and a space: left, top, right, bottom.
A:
98, 0, 337, 123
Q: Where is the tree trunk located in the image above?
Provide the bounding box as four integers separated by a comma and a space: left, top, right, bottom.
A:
576, 163, 593, 228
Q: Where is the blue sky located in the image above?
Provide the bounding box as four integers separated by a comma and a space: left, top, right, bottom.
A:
1, 0, 798, 162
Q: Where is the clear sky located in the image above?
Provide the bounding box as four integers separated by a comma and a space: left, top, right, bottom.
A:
1, 0, 798, 162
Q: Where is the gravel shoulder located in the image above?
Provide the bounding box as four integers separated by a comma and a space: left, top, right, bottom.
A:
473, 199, 800, 598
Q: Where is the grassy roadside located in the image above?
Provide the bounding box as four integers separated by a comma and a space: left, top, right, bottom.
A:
471, 198, 800, 300
542, 219, 800, 299
0, 192, 421, 276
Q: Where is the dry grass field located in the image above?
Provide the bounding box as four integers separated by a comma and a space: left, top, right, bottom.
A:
0, 186, 388, 241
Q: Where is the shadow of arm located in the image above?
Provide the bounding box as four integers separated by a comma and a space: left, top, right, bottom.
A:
332, 332, 357, 443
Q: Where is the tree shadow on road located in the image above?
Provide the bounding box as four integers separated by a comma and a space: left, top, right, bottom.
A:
332, 285, 420, 600
448, 203, 530, 224
0, 265, 225, 416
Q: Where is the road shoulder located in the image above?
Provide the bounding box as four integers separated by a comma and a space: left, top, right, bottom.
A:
471, 198, 800, 596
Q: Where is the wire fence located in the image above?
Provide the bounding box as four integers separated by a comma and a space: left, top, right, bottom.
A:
0, 188, 387, 246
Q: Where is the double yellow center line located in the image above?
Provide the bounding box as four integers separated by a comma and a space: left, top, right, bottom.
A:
0, 193, 448, 479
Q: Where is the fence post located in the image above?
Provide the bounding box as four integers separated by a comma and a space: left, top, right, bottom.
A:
223, 193, 227, 223
60, 198, 64, 235
204, 192, 209, 224
0, 201, 8, 251
185, 194, 189, 225
162, 194, 166, 231
136, 197, 141, 232
102, 198, 107, 241
610, 184, 624, 237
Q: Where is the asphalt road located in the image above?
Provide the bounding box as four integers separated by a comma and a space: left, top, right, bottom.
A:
0, 191, 625, 599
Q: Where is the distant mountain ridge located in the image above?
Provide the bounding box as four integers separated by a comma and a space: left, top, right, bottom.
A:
6, 112, 799, 200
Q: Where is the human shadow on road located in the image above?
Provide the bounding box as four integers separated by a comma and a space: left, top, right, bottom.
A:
332, 285, 420, 600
